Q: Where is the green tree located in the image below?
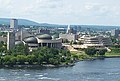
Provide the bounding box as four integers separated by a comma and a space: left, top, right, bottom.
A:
70, 40, 73, 45
97, 49, 107, 56
26, 55, 36, 64
49, 58, 60, 65
37, 54, 44, 65
10, 56, 17, 65
16, 55, 26, 65
11, 44, 29, 55
3, 55, 11, 65
85, 48, 97, 56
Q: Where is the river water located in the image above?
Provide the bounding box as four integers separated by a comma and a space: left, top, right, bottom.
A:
0, 58, 120, 81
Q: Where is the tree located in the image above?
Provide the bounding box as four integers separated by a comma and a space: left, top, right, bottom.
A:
97, 49, 107, 56
0, 46, 73, 66
49, 58, 60, 65
10, 56, 17, 65
70, 40, 73, 45
24, 44, 29, 55
11, 44, 29, 55
62, 39, 69, 43
85, 48, 97, 56
3, 55, 11, 65
78, 41, 83, 45
26, 55, 36, 64
37, 54, 44, 65
16, 55, 26, 65
73, 41, 77, 44
0, 41, 7, 53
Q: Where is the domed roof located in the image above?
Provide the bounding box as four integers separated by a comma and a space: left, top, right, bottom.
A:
52, 34, 59, 39
24, 36, 38, 43
36, 34, 52, 40
15, 41, 24, 45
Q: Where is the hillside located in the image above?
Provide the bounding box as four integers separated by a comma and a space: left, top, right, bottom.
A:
0, 18, 40, 25
0, 18, 119, 30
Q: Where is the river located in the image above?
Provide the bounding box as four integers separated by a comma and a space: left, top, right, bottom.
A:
0, 58, 120, 81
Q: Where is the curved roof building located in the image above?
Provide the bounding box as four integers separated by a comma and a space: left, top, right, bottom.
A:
24, 36, 38, 44
83, 36, 112, 48
36, 34, 52, 40
19, 34, 62, 51
15, 41, 24, 45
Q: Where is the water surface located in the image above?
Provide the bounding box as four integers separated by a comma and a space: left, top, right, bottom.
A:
0, 58, 120, 81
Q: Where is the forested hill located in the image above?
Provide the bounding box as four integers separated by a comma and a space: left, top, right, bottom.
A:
0, 18, 40, 25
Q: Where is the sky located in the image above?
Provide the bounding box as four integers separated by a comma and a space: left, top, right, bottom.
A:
0, 0, 120, 25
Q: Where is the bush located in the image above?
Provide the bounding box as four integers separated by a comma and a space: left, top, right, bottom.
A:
97, 49, 107, 56
85, 48, 97, 56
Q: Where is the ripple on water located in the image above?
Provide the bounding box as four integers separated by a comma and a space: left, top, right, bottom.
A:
35, 74, 43, 77
38, 77, 60, 81
24, 74, 31, 76
107, 72, 120, 75
0, 77, 6, 81
0, 58, 119, 81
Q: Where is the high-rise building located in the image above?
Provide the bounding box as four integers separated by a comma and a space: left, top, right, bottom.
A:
10, 19, 18, 30
111, 29, 120, 38
7, 19, 18, 50
7, 31, 15, 50
76, 26, 81, 32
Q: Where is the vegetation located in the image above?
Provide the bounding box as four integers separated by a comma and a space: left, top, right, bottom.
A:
0, 32, 7, 37
71, 52, 90, 61
62, 39, 69, 43
84, 48, 107, 57
96, 49, 107, 56
85, 48, 97, 56
0, 40, 120, 67
0, 44, 74, 66
0, 41, 7, 54
105, 47, 120, 57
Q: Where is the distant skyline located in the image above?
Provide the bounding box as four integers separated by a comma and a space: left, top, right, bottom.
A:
0, 0, 120, 25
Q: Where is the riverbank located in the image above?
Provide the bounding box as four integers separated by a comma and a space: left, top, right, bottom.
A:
0, 63, 75, 69
79, 55, 120, 61
1, 55, 120, 69
0, 58, 119, 81
71, 50, 120, 61
1, 52, 120, 69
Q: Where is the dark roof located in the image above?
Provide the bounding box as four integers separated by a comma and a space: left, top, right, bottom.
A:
36, 34, 52, 40
24, 36, 38, 43
52, 34, 59, 39
15, 41, 24, 45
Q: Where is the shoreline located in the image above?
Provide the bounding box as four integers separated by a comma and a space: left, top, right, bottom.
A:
78, 55, 120, 61
105, 56, 120, 58
0, 56, 120, 69
0, 63, 75, 69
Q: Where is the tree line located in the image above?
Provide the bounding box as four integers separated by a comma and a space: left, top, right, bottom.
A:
84, 48, 107, 57
0, 44, 74, 66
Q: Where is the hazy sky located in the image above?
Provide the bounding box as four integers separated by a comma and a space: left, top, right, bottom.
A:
0, 0, 120, 25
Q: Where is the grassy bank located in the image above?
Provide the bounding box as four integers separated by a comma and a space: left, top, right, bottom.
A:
105, 48, 120, 57
105, 53, 120, 57
71, 48, 120, 61
71, 51, 96, 61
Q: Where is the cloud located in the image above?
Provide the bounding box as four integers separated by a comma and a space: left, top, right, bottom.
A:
0, 0, 120, 25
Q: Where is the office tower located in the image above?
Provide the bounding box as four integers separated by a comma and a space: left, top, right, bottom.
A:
76, 26, 81, 32
10, 19, 18, 30
111, 29, 120, 38
7, 31, 15, 50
